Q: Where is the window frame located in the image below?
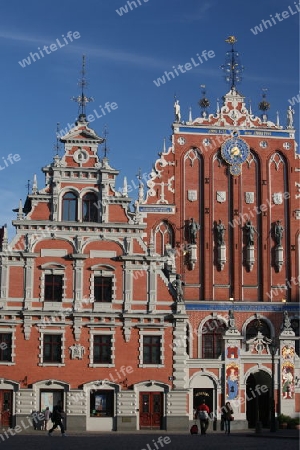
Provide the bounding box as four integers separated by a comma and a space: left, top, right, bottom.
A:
89, 331, 115, 368
44, 274, 63, 302
93, 276, 113, 303
82, 192, 98, 222
0, 331, 15, 365
62, 191, 78, 222
201, 319, 226, 359
40, 264, 66, 305
90, 389, 114, 418
39, 331, 65, 367
139, 331, 164, 368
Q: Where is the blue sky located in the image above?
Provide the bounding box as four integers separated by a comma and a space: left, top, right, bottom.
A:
0, 0, 299, 237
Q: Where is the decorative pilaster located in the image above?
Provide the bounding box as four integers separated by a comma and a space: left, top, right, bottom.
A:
72, 255, 87, 309
172, 315, 189, 390
23, 255, 36, 308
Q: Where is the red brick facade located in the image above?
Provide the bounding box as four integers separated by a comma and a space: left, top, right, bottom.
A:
0, 81, 298, 432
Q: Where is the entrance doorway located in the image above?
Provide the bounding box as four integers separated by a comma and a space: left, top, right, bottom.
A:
246, 372, 271, 428
139, 392, 163, 429
0, 390, 12, 427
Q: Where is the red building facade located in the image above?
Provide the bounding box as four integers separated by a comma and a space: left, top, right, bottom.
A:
0, 44, 299, 432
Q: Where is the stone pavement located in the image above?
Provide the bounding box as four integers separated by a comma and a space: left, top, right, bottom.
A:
0, 428, 298, 450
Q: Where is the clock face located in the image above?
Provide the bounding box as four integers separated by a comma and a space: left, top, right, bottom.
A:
221, 137, 250, 167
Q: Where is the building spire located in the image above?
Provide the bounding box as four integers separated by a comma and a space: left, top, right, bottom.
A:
72, 55, 94, 120
222, 36, 244, 90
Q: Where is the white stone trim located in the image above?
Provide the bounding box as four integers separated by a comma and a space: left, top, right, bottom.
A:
0, 327, 16, 365
89, 268, 116, 304
38, 329, 65, 366
138, 330, 164, 368
39, 265, 66, 303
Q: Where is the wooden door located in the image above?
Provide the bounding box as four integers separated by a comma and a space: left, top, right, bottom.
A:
0, 390, 12, 427
139, 392, 163, 429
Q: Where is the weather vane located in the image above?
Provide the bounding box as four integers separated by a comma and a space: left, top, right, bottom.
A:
72, 55, 94, 117
222, 36, 244, 89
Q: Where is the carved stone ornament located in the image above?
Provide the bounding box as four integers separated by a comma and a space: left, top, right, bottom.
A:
188, 190, 197, 202
245, 192, 254, 204
216, 191, 226, 203
69, 343, 85, 359
272, 192, 283, 205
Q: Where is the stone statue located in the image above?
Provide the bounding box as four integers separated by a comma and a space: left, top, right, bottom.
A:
188, 218, 200, 244
244, 220, 258, 246
274, 220, 284, 246
287, 105, 295, 128
216, 220, 226, 246
228, 309, 235, 329
283, 310, 292, 331
172, 274, 184, 302
174, 99, 181, 123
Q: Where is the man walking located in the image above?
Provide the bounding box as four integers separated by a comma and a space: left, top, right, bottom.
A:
197, 399, 210, 435
48, 400, 66, 437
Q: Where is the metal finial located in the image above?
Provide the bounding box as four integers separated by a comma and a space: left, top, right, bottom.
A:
136, 167, 142, 181
54, 122, 61, 156
198, 84, 210, 116
102, 125, 109, 158
72, 55, 94, 117
221, 36, 244, 89
25, 180, 31, 195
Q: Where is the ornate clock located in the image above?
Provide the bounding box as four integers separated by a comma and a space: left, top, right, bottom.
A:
221, 137, 250, 176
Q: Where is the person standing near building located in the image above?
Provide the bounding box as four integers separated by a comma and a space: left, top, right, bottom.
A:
222, 401, 233, 435
197, 399, 210, 435
48, 400, 66, 437
43, 406, 51, 431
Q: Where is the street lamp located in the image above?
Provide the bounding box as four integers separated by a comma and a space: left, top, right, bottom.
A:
269, 338, 277, 432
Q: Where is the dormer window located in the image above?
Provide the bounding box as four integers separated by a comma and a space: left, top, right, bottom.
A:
82, 193, 98, 222
62, 192, 77, 221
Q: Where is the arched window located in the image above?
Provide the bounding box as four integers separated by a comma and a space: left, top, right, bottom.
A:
246, 319, 271, 341
62, 192, 77, 221
202, 319, 226, 359
82, 193, 98, 222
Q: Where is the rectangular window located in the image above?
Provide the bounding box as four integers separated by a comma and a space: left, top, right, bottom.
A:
90, 390, 114, 417
45, 275, 63, 302
94, 276, 112, 302
43, 334, 62, 363
93, 335, 112, 364
143, 336, 161, 364
0, 334, 12, 362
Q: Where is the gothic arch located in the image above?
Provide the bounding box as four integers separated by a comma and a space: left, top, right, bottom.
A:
153, 220, 175, 255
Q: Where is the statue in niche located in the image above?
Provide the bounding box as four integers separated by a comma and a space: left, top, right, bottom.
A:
244, 220, 258, 246
216, 220, 226, 246
274, 220, 284, 246
174, 99, 181, 123
188, 218, 200, 244
172, 274, 185, 302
